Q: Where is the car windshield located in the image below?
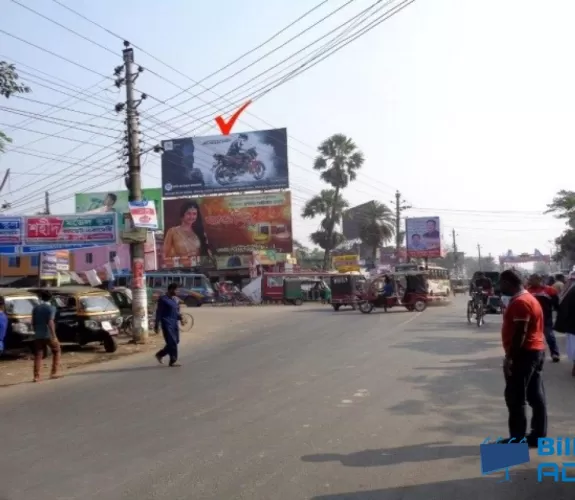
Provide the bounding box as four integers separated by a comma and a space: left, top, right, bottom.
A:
79, 295, 118, 312
5, 296, 39, 315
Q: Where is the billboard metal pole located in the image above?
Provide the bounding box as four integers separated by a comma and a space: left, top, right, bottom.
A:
122, 42, 148, 342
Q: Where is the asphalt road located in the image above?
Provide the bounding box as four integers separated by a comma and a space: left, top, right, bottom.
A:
2, 299, 575, 500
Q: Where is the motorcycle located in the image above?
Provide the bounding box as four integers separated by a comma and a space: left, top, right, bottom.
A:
212, 147, 266, 186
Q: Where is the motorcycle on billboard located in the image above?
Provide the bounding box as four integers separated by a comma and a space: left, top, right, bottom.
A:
212, 147, 266, 186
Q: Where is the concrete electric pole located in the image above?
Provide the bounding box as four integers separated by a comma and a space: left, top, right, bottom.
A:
394, 190, 411, 263
477, 243, 482, 271
118, 41, 148, 342
44, 191, 50, 215
451, 228, 458, 275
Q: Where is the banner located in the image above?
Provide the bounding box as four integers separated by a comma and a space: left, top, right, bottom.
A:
405, 216, 442, 259
0, 217, 23, 244
40, 252, 58, 279
128, 200, 159, 229
74, 188, 163, 230
332, 254, 360, 272
161, 128, 289, 197
24, 214, 118, 245
162, 192, 292, 269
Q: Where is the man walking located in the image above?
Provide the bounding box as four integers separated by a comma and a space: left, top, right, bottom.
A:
32, 290, 61, 382
527, 273, 560, 362
155, 283, 183, 367
500, 269, 547, 447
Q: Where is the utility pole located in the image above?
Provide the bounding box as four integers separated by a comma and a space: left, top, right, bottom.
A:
477, 243, 482, 271
117, 41, 148, 342
393, 190, 411, 263
44, 191, 50, 215
451, 228, 458, 276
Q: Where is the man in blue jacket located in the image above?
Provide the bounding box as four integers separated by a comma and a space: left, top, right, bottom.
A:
155, 283, 182, 367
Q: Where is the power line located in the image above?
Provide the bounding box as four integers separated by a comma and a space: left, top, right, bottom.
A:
0, 107, 122, 134
9, 0, 119, 57
0, 28, 113, 81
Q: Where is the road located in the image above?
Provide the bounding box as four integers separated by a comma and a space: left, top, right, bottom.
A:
1, 299, 575, 499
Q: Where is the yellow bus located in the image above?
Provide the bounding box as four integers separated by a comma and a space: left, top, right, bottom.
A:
394, 264, 451, 296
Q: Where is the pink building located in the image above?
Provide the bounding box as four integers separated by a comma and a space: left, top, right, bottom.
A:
70, 241, 158, 274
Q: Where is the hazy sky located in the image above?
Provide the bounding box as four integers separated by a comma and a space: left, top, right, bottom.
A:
0, 0, 571, 259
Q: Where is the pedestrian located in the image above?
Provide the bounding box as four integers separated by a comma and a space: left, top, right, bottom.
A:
499, 269, 547, 447
154, 283, 183, 367
31, 290, 61, 382
553, 273, 566, 294
526, 273, 560, 362
0, 297, 8, 356
553, 272, 575, 376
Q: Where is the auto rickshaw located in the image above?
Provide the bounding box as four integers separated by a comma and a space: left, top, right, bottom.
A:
451, 279, 468, 296
283, 278, 305, 305
109, 286, 133, 318
471, 271, 503, 313
358, 271, 430, 313
302, 279, 331, 303
329, 274, 366, 311
28, 286, 122, 352
0, 288, 40, 352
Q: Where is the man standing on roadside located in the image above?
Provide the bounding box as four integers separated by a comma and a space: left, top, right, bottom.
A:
155, 283, 182, 367
32, 290, 61, 382
527, 273, 560, 362
500, 269, 547, 447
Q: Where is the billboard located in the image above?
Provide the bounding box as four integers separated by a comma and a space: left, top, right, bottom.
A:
405, 217, 441, 259
74, 188, 163, 230
332, 254, 360, 272
342, 201, 378, 241
160, 128, 289, 197
162, 192, 292, 268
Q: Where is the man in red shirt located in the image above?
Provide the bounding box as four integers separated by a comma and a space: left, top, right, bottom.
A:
527, 274, 560, 362
500, 269, 547, 447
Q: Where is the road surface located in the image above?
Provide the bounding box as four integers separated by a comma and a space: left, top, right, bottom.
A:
1, 299, 575, 499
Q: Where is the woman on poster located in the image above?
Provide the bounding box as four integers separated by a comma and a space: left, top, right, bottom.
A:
163, 200, 214, 267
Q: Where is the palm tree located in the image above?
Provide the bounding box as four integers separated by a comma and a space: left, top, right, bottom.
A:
312, 134, 365, 267
358, 202, 396, 266
302, 189, 349, 267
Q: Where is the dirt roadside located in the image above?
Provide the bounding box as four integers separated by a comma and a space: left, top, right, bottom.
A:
0, 304, 295, 387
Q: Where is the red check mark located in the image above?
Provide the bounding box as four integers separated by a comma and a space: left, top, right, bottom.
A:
215, 100, 252, 135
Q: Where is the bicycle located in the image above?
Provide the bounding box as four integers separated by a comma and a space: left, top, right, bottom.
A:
466, 290, 486, 327
121, 311, 194, 336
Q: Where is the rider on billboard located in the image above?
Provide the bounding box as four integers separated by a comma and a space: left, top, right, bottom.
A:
226, 133, 249, 174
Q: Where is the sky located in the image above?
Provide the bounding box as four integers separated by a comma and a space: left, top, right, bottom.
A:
0, 0, 572, 260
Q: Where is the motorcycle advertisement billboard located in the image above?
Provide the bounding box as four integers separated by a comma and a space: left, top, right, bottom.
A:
160, 128, 289, 197
161, 192, 293, 269
405, 216, 442, 259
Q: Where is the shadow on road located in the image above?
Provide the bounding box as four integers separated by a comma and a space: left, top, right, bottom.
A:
309, 472, 573, 499
391, 335, 501, 356
301, 441, 477, 467
386, 351, 575, 438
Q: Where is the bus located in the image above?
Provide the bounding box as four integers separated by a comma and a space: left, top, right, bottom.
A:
394, 264, 451, 296
115, 271, 215, 306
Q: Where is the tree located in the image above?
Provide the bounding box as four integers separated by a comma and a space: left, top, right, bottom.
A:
546, 190, 575, 267
301, 189, 349, 263
312, 134, 364, 268
0, 62, 31, 152
358, 201, 395, 265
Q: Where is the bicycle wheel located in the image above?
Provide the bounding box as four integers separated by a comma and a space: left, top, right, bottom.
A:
466, 301, 473, 324
476, 302, 484, 327
180, 313, 194, 332
120, 315, 134, 337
